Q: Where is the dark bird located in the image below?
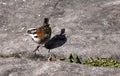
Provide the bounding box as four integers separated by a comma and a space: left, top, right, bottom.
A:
44, 28, 67, 52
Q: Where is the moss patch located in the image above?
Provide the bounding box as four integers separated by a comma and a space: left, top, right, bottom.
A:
82, 57, 120, 68
65, 53, 120, 68
65, 53, 81, 63
0, 52, 47, 61
0, 53, 20, 58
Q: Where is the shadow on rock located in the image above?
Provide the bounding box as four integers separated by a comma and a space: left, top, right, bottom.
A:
44, 28, 67, 52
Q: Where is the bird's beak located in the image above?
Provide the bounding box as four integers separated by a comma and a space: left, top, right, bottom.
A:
27, 30, 31, 34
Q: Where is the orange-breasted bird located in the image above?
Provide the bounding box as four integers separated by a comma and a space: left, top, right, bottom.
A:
27, 18, 51, 52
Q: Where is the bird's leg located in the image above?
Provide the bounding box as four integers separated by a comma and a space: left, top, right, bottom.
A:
33, 44, 40, 53
47, 49, 52, 61
48, 49, 52, 58
48, 49, 50, 53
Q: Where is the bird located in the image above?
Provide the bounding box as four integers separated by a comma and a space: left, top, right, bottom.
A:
44, 28, 67, 61
27, 18, 51, 53
44, 28, 67, 52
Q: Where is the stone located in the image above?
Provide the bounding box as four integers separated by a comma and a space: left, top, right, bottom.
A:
0, 0, 120, 75
0, 58, 120, 76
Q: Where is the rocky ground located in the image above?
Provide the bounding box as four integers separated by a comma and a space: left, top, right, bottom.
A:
0, 58, 120, 76
0, 0, 120, 76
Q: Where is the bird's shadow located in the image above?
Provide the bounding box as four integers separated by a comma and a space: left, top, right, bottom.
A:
44, 28, 67, 52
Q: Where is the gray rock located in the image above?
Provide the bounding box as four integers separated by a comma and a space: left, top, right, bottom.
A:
0, 58, 120, 76
1, 0, 120, 75
1, 0, 120, 59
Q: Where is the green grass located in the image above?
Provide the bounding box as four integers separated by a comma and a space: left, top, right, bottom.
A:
0, 52, 47, 61
82, 57, 120, 67
65, 53, 120, 68
65, 53, 81, 63
0, 53, 20, 58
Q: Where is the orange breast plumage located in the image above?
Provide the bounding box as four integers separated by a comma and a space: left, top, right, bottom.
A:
36, 29, 45, 39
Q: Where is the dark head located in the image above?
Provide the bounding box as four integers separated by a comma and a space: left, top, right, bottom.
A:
44, 18, 49, 24
60, 28, 65, 35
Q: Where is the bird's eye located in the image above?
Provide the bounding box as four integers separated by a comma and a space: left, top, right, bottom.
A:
34, 36, 38, 38
27, 30, 36, 34
27, 30, 31, 34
